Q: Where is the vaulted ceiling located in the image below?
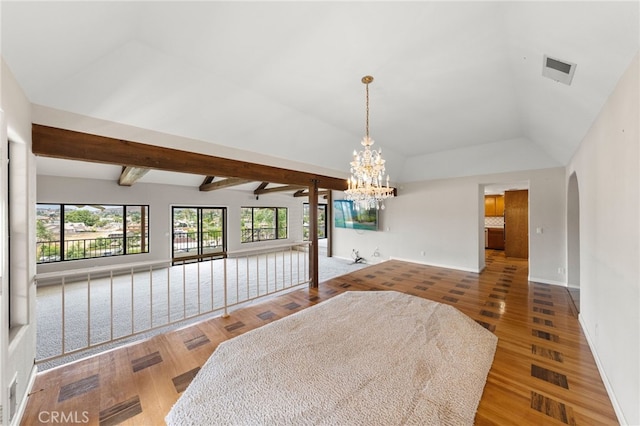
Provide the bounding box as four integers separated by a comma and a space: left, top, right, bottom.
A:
2, 1, 638, 187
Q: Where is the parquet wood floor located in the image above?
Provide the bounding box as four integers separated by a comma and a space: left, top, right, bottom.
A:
21, 250, 617, 425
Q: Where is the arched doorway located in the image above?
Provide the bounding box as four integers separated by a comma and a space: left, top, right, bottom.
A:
567, 172, 580, 312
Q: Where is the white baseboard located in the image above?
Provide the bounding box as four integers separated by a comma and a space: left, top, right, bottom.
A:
389, 257, 481, 273
528, 276, 566, 286
578, 316, 627, 425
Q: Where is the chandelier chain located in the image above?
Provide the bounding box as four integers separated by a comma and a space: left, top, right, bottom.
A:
365, 81, 370, 138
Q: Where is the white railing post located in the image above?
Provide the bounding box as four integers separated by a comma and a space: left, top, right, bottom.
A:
266, 252, 269, 294
110, 270, 114, 341
149, 265, 153, 329
256, 255, 260, 296
245, 257, 249, 299
298, 246, 301, 282
274, 251, 278, 291
236, 257, 240, 302
182, 261, 186, 320
87, 273, 91, 347
61, 276, 66, 356
210, 257, 214, 311
130, 267, 134, 335
223, 257, 229, 318
197, 261, 201, 315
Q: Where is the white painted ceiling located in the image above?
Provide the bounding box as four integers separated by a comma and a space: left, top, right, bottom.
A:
2, 1, 638, 186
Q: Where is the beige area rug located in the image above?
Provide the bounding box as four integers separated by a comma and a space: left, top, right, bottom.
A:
166, 291, 498, 425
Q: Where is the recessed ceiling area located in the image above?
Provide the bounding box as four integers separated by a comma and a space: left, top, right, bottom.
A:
2, 1, 638, 186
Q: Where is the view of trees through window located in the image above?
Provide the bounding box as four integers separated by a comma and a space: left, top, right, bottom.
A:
241, 207, 287, 243
303, 203, 327, 240
36, 204, 149, 263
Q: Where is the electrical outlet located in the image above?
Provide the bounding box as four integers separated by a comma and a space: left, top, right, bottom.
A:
420, 251, 425, 256
557, 267, 565, 274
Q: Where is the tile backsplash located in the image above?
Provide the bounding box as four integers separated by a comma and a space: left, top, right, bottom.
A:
485, 216, 504, 227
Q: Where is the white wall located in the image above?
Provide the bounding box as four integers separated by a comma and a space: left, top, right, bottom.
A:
333, 166, 567, 284
36, 176, 315, 275
567, 53, 639, 425
39, 165, 567, 286
1, 59, 37, 426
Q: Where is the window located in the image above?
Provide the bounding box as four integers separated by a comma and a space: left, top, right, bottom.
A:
172, 206, 226, 262
36, 204, 149, 263
241, 207, 288, 243
303, 203, 327, 240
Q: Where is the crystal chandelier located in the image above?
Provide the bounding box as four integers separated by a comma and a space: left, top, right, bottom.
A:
344, 75, 394, 210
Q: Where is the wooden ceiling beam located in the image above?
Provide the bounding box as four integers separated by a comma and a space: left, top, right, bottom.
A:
200, 177, 252, 192
118, 166, 150, 186
293, 190, 329, 198
32, 124, 348, 190
254, 182, 269, 192
254, 184, 307, 195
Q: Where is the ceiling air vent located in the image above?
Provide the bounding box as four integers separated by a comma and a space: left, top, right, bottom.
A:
542, 54, 576, 85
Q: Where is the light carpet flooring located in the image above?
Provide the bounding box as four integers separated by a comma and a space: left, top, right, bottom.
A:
36, 254, 367, 370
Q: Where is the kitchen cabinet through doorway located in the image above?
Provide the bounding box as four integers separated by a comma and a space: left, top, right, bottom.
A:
485, 195, 504, 217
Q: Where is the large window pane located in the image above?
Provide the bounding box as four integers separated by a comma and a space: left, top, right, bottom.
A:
126, 205, 148, 254
200, 208, 225, 255
65, 205, 123, 260
277, 208, 288, 239
173, 207, 199, 256
256, 208, 275, 241
241, 207, 287, 243
240, 207, 253, 243
303, 203, 327, 241
173, 206, 226, 260
36, 204, 149, 263
36, 204, 61, 262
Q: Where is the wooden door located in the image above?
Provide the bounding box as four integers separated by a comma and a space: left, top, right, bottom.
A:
505, 190, 528, 258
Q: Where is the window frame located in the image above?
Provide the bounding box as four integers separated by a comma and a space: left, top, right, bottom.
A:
36, 203, 149, 263
241, 206, 288, 243
302, 203, 327, 241
171, 206, 227, 263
